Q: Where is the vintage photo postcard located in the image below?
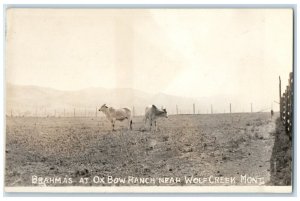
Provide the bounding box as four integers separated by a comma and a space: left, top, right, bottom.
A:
4, 8, 293, 193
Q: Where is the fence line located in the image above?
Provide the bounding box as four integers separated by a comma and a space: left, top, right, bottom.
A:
280, 72, 293, 139
8, 100, 280, 117
6, 104, 267, 117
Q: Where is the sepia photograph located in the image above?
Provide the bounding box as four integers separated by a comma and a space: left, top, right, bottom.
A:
4, 7, 294, 193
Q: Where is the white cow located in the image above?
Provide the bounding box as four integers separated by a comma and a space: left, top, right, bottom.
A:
144, 105, 168, 131
99, 104, 132, 131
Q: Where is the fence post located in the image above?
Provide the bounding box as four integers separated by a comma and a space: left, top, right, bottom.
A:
289, 72, 293, 138
279, 76, 282, 120
280, 72, 293, 140
193, 103, 195, 114
285, 86, 291, 134
282, 92, 286, 125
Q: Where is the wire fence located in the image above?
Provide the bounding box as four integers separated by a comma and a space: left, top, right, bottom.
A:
7, 108, 102, 118
7, 103, 270, 118
280, 72, 293, 139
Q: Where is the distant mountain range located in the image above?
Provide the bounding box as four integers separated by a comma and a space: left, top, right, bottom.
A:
6, 83, 255, 116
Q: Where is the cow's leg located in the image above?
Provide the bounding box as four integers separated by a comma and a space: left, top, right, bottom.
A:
144, 117, 148, 128
128, 118, 132, 130
111, 120, 115, 131
145, 117, 150, 130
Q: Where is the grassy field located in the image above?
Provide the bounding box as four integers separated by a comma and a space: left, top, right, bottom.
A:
5, 112, 278, 187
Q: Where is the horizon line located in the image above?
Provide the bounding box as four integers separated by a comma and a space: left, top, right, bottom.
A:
6, 82, 220, 100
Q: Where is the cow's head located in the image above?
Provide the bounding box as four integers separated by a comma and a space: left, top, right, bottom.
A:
161, 106, 168, 118
99, 104, 108, 112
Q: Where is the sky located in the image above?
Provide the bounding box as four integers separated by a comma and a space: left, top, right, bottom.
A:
6, 9, 293, 111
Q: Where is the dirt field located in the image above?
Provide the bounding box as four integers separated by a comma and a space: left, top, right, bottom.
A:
5, 113, 280, 187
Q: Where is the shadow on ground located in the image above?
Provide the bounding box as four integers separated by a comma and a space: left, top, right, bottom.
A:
269, 118, 292, 185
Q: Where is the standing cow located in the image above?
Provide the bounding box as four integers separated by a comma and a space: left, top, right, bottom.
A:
98, 104, 132, 131
144, 105, 168, 131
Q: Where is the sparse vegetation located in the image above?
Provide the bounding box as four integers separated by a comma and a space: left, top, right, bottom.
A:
269, 118, 292, 185
5, 113, 281, 186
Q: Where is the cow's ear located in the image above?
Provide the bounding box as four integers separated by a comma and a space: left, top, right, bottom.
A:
152, 105, 156, 108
